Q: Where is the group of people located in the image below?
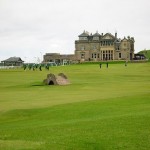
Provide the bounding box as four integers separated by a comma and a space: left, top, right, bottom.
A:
23, 64, 50, 71
99, 62, 109, 68
99, 61, 128, 69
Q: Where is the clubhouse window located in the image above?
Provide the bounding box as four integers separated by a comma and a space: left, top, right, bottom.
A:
119, 53, 121, 58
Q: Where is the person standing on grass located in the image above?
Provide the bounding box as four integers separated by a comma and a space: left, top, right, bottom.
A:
39, 65, 42, 71
23, 64, 26, 70
45, 64, 47, 70
47, 65, 49, 70
125, 60, 127, 66
99, 63, 102, 69
106, 62, 108, 68
28, 64, 31, 70
32, 64, 35, 71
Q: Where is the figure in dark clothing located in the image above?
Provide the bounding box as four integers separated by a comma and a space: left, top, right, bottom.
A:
99, 63, 102, 69
106, 62, 108, 68
45, 64, 49, 70
32, 64, 35, 71
39, 65, 42, 71
33, 66, 35, 71
45, 64, 47, 70
23, 64, 27, 70
47, 65, 49, 70
28, 65, 32, 70
125, 61, 127, 66
35, 64, 38, 69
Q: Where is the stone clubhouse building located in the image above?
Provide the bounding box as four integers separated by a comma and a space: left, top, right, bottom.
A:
43, 31, 135, 64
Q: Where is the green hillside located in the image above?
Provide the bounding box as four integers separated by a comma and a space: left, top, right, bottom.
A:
138, 49, 150, 60
0, 63, 150, 149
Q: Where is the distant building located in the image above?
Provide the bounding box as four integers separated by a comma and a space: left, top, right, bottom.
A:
134, 54, 146, 60
43, 31, 135, 63
43, 53, 75, 65
1, 57, 24, 66
75, 31, 135, 62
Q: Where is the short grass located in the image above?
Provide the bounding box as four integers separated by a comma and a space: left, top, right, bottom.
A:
0, 62, 150, 150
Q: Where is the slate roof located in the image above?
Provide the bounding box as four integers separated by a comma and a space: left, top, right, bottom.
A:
2, 57, 24, 62
93, 32, 101, 37
79, 31, 89, 37
103, 33, 116, 39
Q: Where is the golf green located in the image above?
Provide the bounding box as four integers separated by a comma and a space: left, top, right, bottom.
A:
0, 62, 150, 149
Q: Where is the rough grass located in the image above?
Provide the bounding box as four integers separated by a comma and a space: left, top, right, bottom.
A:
0, 62, 150, 150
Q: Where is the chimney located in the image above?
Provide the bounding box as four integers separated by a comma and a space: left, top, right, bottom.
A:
115, 32, 117, 38
101, 33, 103, 36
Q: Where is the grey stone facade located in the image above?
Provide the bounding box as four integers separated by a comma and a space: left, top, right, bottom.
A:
75, 31, 134, 62
43, 31, 135, 63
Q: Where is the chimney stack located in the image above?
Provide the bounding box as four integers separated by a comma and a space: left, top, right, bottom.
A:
115, 32, 117, 38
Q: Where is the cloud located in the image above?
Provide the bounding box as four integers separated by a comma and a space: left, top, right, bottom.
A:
0, 0, 150, 62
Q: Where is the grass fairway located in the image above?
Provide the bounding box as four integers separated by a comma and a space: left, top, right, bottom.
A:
0, 62, 150, 150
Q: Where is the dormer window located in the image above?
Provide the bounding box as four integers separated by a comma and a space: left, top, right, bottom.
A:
78, 31, 89, 41
93, 31, 100, 41
93, 37, 99, 40
79, 37, 88, 40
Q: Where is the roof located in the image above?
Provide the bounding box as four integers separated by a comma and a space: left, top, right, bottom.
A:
104, 33, 115, 38
101, 33, 116, 40
2, 57, 24, 62
93, 32, 101, 37
79, 31, 89, 37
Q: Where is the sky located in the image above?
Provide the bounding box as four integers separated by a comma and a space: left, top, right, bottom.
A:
0, 0, 150, 63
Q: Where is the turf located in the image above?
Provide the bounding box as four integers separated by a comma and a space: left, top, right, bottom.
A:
0, 62, 150, 150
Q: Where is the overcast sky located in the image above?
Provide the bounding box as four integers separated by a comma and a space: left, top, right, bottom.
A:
0, 0, 150, 62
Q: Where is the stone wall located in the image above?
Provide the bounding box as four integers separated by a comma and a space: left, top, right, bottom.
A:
43, 73, 70, 85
